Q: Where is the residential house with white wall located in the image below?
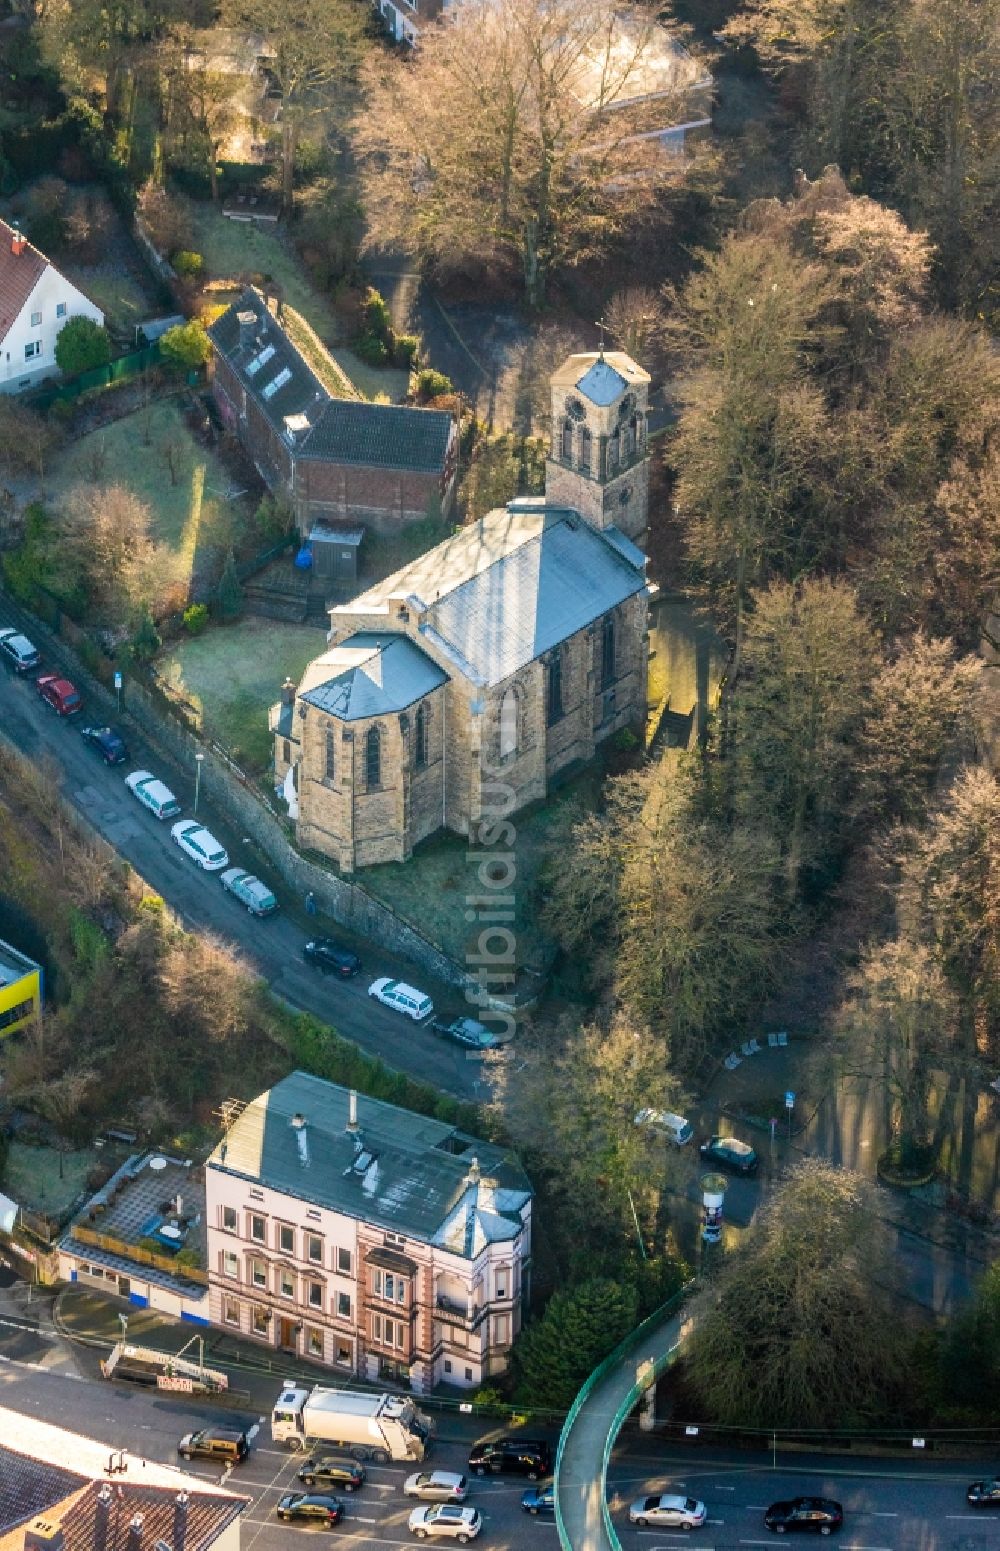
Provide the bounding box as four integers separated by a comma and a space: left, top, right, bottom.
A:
0, 218, 104, 394
204, 1072, 532, 1392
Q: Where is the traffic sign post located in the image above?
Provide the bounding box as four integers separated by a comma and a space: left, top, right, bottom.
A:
785, 1090, 795, 1139
114, 670, 122, 715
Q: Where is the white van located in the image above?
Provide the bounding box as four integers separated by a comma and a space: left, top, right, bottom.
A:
368, 977, 434, 1022
125, 769, 182, 820
634, 1108, 694, 1146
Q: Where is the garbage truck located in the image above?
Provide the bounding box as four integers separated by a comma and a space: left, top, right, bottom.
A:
271, 1383, 434, 1462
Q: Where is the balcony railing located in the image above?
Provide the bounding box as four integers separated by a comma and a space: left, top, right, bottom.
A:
435, 1293, 488, 1329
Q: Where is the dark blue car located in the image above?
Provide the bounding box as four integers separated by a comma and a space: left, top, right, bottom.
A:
81, 725, 129, 765
521, 1485, 555, 1516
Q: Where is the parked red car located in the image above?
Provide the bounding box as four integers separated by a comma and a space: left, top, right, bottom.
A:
37, 674, 82, 716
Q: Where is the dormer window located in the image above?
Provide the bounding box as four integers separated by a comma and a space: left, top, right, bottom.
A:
246, 343, 275, 378
262, 366, 292, 400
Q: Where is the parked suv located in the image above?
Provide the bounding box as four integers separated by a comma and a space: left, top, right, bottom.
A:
467, 1437, 551, 1480
368, 977, 434, 1021
0, 627, 40, 673
178, 1427, 249, 1464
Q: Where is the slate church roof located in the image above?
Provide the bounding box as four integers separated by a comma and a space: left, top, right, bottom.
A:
300, 632, 448, 720
337, 499, 648, 688
208, 288, 453, 475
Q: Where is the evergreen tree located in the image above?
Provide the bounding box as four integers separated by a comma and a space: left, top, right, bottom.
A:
512, 1278, 638, 1408
217, 550, 244, 620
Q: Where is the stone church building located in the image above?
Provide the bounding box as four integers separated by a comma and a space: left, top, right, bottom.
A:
272, 349, 653, 871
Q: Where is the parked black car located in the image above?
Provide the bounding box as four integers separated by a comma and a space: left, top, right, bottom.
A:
80, 724, 129, 765
303, 938, 362, 977
764, 1497, 843, 1535
276, 1492, 344, 1527
297, 1457, 366, 1492
468, 1437, 551, 1480
699, 1134, 759, 1177
967, 1479, 1000, 1505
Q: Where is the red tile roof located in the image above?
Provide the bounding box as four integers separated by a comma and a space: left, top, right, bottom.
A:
0, 217, 49, 346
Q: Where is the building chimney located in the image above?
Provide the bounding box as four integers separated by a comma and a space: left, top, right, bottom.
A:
10, 222, 25, 257
126, 1514, 144, 1551
280, 677, 296, 707
346, 1091, 358, 1135
93, 1487, 112, 1551
173, 1194, 183, 1218
24, 1522, 64, 1551
173, 1493, 188, 1551
236, 310, 256, 351
465, 1156, 481, 1187
290, 1113, 309, 1168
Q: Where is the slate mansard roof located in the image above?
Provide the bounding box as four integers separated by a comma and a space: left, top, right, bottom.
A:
208, 288, 453, 475
338, 500, 648, 688
207, 1071, 531, 1258
300, 632, 449, 721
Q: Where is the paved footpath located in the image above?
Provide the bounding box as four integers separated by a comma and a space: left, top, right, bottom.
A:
556, 1308, 687, 1551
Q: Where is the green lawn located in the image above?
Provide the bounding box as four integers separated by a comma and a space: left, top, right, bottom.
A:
64, 268, 156, 341
363, 768, 602, 972
190, 204, 409, 402
3, 1141, 100, 1216
159, 617, 328, 771
49, 400, 249, 594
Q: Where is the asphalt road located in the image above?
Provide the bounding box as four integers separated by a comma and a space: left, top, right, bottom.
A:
0, 618, 487, 1102
0, 1351, 997, 1551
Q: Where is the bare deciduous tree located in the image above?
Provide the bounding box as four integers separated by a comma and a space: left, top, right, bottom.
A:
356, 0, 697, 308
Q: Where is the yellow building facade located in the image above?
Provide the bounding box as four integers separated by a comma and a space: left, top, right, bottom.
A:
0, 937, 41, 1037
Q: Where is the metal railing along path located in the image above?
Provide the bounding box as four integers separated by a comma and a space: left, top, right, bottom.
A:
554, 1284, 693, 1551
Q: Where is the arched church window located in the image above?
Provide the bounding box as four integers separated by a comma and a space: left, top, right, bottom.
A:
601, 613, 616, 689
365, 724, 382, 788
608, 427, 620, 472
499, 687, 518, 759
561, 420, 573, 462
325, 726, 336, 780
580, 426, 592, 473
415, 702, 429, 769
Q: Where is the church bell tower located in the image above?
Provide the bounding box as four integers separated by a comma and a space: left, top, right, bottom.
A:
544, 348, 651, 543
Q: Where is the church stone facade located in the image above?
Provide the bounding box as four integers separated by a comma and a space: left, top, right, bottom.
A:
272, 350, 654, 872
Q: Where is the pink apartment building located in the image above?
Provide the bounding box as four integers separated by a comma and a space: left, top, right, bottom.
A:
205, 1072, 532, 1393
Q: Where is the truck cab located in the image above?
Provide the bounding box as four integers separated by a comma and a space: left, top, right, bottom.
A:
273, 1385, 310, 1446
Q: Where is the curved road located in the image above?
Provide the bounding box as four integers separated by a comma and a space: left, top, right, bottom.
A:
555, 1301, 688, 1551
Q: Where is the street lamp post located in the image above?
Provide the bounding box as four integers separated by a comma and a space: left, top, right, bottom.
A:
194, 752, 205, 815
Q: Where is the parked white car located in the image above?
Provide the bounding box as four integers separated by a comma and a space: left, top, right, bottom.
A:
125, 769, 182, 820
171, 819, 229, 871
368, 977, 434, 1022
0, 627, 40, 672
634, 1109, 693, 1145
408, 1505, 482, 1542
628, 1494, 706, 1530
221, 867, 278, 916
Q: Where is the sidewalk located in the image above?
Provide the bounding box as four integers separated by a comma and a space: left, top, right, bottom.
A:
556, 1308, 687, 1551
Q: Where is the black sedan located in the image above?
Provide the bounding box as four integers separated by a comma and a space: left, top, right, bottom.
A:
967, 1478, 1000, 1505
276, 1492, 344, 1528
699, 1134, 759, 1177
303, 938, 362, 977
297, 1457, 366, 1492
764, 1497, 843, 1535
80, 724, 129, 765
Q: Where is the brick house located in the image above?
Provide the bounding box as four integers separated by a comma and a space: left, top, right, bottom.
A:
205, 1072, 532, 1392
207, 289, 457, 541
272, 347, 654, 871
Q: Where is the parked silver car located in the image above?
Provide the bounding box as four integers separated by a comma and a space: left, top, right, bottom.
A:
404, 1471, 468, 1503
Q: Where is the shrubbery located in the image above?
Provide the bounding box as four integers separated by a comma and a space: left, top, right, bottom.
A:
183, 603, 209, 635
54, 316, 112, 376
